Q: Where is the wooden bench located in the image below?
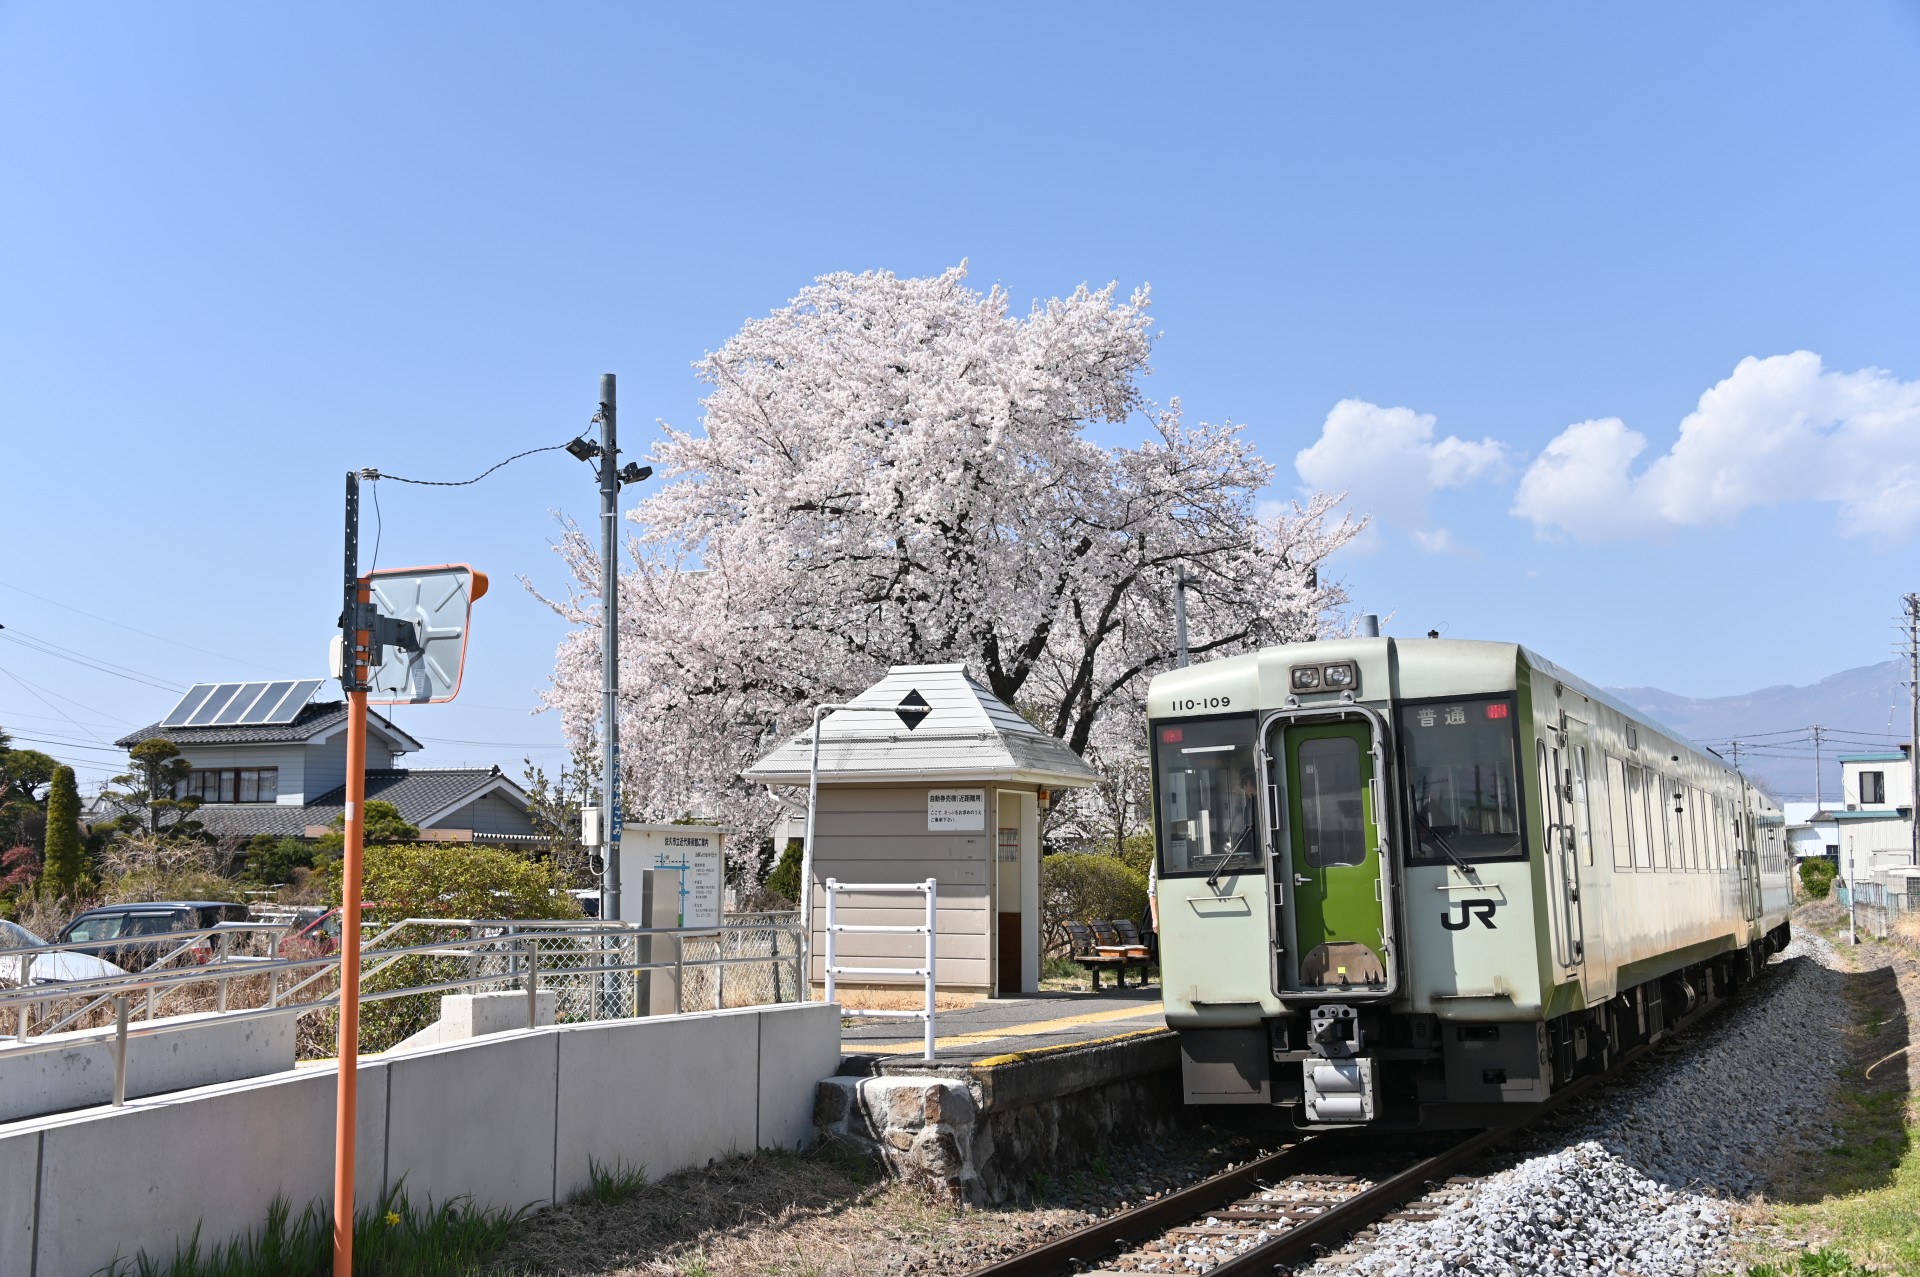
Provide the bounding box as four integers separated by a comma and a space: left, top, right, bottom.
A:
1063, 919, 1152, 990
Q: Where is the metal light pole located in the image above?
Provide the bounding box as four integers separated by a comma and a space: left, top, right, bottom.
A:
598, 374, 622, 922
1173, 563, 1195, 668
1848, 835, 1859, 946
1907, 593, 1918, 867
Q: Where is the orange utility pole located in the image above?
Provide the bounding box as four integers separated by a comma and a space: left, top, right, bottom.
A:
334, 479, 371, 1277
332, 470, 486, 1275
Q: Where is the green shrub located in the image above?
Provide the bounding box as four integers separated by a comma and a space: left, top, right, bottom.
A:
762, 839, 802, 906
1799, 856, 1838, 900
239, 836, 315, 886
1040, 853, 1147, 955
325, 842, 583, 1053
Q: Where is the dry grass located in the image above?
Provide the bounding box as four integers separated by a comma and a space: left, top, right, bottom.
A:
827, 987, 980, 1013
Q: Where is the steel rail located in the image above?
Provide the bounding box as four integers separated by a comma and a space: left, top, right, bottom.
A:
960, 1046, 1647, 1277
959, 1139, 1325, 1277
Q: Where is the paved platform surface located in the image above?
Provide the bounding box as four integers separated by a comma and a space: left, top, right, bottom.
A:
839, 984, 1166, 1067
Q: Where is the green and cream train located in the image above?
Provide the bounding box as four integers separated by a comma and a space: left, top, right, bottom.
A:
1149, 637, 1792, 1129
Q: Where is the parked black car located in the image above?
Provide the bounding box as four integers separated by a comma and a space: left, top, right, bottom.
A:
57, 901, 252, 971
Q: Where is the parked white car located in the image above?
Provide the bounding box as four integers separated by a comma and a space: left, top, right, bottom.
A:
0, 919, 128, 986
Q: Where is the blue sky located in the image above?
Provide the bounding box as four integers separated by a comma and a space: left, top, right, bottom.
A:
3, 3, 1918, 791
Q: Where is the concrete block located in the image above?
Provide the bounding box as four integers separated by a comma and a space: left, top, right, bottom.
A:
0, 1127, 39, 1273
28, 1061, 387, 1277
754, 1003, 843, 1149
390, 990, 557, 1053
553, 1009, 758, 1202
384, 1030, 558, 1213
0, 1008, 301, 1122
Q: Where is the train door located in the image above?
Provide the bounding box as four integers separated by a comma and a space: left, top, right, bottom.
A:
1276, 721, 1390, 993
1539, 715, 1588, 970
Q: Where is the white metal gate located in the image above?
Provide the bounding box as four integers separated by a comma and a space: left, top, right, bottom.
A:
823, 877, 937, 1061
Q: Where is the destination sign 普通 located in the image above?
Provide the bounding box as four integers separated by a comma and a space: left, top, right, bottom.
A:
928, 788, 986, 832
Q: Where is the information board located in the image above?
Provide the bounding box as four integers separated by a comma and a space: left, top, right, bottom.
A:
617, 825, 724, 929
928, 787, 986, 832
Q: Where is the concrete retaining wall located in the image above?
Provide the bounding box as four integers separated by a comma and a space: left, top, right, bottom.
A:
0, 1001, 841, 1276
817, 1029, 1182, 1203
0, 1007, 301, 1123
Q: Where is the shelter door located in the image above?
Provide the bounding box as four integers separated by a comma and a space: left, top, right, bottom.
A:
995, 795, 1022, 995
1280, 722, 1387, 992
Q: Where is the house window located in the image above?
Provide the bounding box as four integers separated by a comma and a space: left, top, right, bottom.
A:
179, 768, 278, 803
1862, 771, 1886, 804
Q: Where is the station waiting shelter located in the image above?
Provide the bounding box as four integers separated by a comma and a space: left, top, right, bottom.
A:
743, 664, 1099, 996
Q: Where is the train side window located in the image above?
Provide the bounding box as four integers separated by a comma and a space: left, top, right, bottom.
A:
1573, 746, 1594, 867
1691, 788, 1708, 872
1674, 787, 1693, 871
1606, 755, 1632, 869
1655, 775, 1676, 871
1627, 766, 1653, 869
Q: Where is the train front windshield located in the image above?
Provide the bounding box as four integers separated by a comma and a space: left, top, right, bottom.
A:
1400, 696, 1525, 863
1153, 715, 1262, 875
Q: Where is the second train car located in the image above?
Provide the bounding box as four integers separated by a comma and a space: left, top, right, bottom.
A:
1150, 636, 1791, 1128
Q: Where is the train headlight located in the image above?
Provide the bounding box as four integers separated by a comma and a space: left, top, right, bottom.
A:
1291, 665, 1321, 691
1322, 662, 1357, 690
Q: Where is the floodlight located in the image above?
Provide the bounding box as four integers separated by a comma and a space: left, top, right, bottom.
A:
565, 437, 601, 463
617, 462, 652, 485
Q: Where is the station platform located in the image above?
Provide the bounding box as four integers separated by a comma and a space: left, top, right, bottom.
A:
837, 984, 1167, 1071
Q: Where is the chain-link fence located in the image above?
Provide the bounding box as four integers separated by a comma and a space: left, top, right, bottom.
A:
1, 913, 806, 1064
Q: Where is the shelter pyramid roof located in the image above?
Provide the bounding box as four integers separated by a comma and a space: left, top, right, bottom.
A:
741, 663, 1100, 788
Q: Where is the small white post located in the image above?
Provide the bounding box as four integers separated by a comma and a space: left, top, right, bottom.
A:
923, 877, 938, 1061
824, 878, 839, 1005
112, 995, 130, 1107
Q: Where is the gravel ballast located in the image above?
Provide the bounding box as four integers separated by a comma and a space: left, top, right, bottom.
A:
1315, 934, 1851, 1277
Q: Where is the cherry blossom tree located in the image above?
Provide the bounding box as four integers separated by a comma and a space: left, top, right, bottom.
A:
530, 264, 1362, 877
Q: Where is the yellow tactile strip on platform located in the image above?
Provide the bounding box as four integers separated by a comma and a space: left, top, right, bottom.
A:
857, 1001, 1166, 1057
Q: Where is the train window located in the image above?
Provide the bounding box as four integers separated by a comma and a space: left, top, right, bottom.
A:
1691, 790, 1709, 872
1627, 767, 1653, 869
1573, 746, 1594, 867
1607, 755, 1632, 869
1400, 696, 1524, 862
1652, 774, 1675, 870
1298, 737, 1366, 868
1152, 715, 1261, 876
1673, 787, 1693, 871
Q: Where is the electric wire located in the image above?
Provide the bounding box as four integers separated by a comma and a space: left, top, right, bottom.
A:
0, 626, 185, 693
0, 666, 107, 743
0, 580, 301, 676
362, 442, 573, 488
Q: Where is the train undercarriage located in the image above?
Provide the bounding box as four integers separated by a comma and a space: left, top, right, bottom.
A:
1180, 921, 1794, 1130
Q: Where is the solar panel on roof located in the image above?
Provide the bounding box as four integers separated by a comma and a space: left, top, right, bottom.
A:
161, 685, 217, 726
156, 678, 322, 730
214, 682, 271, 724
188, 684, 242, 725
237, 680, 298, 724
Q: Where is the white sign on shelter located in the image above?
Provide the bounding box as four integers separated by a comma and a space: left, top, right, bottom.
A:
927, 787, 986, 832
616, 825, 725, 929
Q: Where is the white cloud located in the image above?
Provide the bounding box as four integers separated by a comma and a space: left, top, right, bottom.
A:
1294, 400, 1508, 553
1513, 352, 1920, 541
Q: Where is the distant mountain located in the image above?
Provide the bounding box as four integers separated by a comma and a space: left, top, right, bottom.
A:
1605, 661, 1911, 804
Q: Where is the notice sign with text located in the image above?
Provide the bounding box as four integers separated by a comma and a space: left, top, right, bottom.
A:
928, 787, 986, 832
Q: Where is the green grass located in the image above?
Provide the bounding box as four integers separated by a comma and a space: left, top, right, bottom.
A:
93, 1182, 529, 1277
1748, 910, 1920, 1276
577, 1156, 649, 1207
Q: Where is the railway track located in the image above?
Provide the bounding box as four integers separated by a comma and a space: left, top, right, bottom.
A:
961, 1060, 1634, 1277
